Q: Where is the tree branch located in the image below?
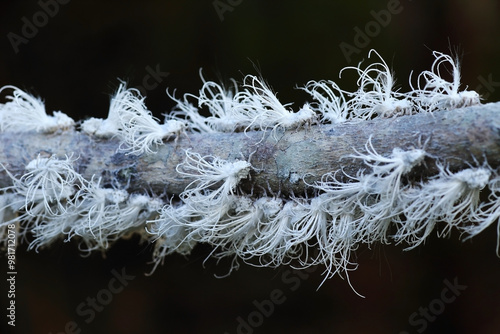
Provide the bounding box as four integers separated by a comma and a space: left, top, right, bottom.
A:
1, 102, 499, 196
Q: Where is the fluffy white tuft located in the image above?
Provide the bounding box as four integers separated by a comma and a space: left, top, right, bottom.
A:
176, 149, 252, 205
340, 50, 413, 120
300, 80, 349, 123
0, 85, 74, 133
395, 165, 490, 249
410, 51, 481, 112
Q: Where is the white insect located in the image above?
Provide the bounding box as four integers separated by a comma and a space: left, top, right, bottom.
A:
464, 174, 500, 256
81, 83, 132, 137
176, 150, 252, 206
300, 79, 349, 124
244, 199, 308, 267
117, 104, 186, 155
340, 50, 413, 120
147, 202, 200, 271
314, 139, 426, 245
82, 82, 185, 154
395, 165, 490, 249
409, 51, 480, 112
168, 89, 216, 134
192, 70, 250, 132
237, 75, 316, 137
3, 155, 81, 217
0, 85, 74, 133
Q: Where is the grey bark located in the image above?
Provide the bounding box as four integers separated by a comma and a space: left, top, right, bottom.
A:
1, 102, 499, 197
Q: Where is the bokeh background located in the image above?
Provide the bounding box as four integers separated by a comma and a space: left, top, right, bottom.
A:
1, 1, 500, 333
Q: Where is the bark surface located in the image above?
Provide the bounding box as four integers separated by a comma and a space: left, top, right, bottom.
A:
1, 102, 499, 197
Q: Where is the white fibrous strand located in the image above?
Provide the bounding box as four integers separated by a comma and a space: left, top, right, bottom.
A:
394, 165, 490, 249
116, 96, 185, 155
0, 85, 74, 133
167, 71, 256, 133
176, 149, 252, 205
82, 82, 185, 154
300, 80, 349, 124
410, 51, 481, 112
81, 83, 131, 137
464, 174, 500, 256
242, 200, 308, 267
147, 202, 200, 271
193, 71, 250, 132
347, 141, 426, 244
313, 141, 426, 245
0, 194, 23, 250
168, 89, 217, 134
238, 75, 315, 136
341, 50, 413, 120
2, 155, 82, 218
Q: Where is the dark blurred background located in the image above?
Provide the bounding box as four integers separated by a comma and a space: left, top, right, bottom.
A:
1, 1, 500, 333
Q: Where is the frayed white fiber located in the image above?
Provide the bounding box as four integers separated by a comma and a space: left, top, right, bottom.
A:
167, 71, 245, 133
395, 165, 490, 249
461, 174, 500, 256
117, 101, 186, 155
241, 200, 309, 267
205, 196, 285, 267
82, 82, 186, 154
2, 155, 82, 217
169, 72, 315, 137
0, 155, 83, 251
69, 179, 159, 251
341, 50, 413, 119
177, 149, 252, 205
239, 75, 315, 136
300, 80, 349, 124
81, 83, 131, 137
0, 85, 74, 133
192, 71, 251, 132
410, 51, 480, 112
206, 196, 268, 258
146, 151, 253, 269
314, 141, 426, 244
348, 140, 426, 211
168, 89, 217, 134
147, 202, 200, 271
0, 194, 22, 250
81, 82, 139, 138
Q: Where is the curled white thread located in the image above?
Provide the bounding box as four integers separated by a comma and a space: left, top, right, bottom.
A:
461, 173, 500, 256
168, 89, 217, 133
314, 141, 426, 245
0, 85, 74, 133
147, 202, 200, 271
177, 149, 252, 205
410, 51, 480, 112
341, 50, 413, 119
395, 165, 490, 249
118, 103, 186, 155
81, 83, 132, 137
239, 75, 315, 136
193, 70, 253, 132
2, 155, 81, 217
300, 80, 349, 124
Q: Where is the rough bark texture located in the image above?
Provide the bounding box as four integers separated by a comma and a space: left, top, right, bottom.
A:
1, 102, 499, 197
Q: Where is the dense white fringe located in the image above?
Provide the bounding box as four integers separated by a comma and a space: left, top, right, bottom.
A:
409, 51, 481, 112
0, 86, 74, 133
395, 165, 490, 249
1, 49, 497, 288
176, 149, 252, 205
82, 83, 186, 154
341, 50, 413, 119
